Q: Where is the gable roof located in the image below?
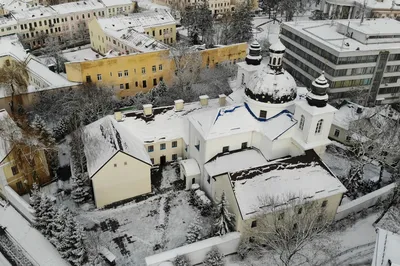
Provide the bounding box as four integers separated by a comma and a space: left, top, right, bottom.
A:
83, 115, 152, 177
372, 228, 400, 266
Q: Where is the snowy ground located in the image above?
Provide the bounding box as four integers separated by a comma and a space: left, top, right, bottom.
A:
225, 211, 379, 266
77, 190, 213, 266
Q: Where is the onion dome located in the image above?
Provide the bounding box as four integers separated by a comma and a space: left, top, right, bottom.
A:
245, 65, 297, 104
245, 40, 262, 66
306, 72, 329, 107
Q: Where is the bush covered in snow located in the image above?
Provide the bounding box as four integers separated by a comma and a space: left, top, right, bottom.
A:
190, 186, 213, 216
186, 218, 202, 244
203, 247, 224, 266
174, 255, 191, 266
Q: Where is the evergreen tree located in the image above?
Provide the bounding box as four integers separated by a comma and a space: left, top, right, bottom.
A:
229, 2, 253, 43
151, 81, 169, 106
57, 212, 76, 259
203, 247, 224, 266
35, 195, 55, 236
68, 220, 88, 266
181, 2, 213, 45
53, 117, 69, 140
213, 192, 235, 236
29, 182, 41, 211
48, 206, 70, 248
186, 218, 202, 244
174, 255, 190, 266
71, 172, 90, 204
31, 114, 54, 147
70, 130, 87, 175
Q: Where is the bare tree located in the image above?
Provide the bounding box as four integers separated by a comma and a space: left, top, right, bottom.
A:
244, 194, 333, 266
0, 60, 29, 113
42, 35, 68, 73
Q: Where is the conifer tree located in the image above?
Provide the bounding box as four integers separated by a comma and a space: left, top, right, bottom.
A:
68, 221, 88, 266
57, 212, 76, 259
71, 172, 90, 204
31, 114, 55, 147
186, 218, 202, 244
229, 2, 253, 43
35, 195, 55, 236
48, 205, 70, 248
213, 192, 235, 236
29, 182, 41, 211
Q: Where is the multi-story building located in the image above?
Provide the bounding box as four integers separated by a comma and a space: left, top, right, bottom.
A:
0, 0, 136, 48
321, 0, 400, 20
281, 18, 400, 105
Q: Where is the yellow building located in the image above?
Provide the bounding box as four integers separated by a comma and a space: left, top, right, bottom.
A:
65, 41, 247, 97
0, 110, 51, 197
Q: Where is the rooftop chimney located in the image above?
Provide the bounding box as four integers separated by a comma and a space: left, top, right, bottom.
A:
199, 95, 209, 107
143, 104, 153, 116
219, 94, 226, 107
174, 99, 184, 111
114, 111, 123, 122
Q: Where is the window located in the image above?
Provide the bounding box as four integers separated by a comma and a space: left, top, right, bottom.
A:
124, 161, 127, 165
241, 142, 248, 149
110, 72, 112, 76
143, 80, 147, 88
222, 146, 229, 153
97, 74, 102, 81
160, 143, 166, 150
299, 115, 305, 130
172, 141, 177, 148
125, 83, 129, 89
150, 158, 154, 164
207, 175, 211, 184
142, 67, 146, 74
172, 154, 177, 160
16, 181, 23, 192
118, 71, 122, 77
5, 59, 10, 66
278, 212, 284, 220
124, 70, 129, 76
159, 29, 162, 35
11, 166, 19, 175
259, 110, 267, 118
135, 81, 138, 87
195, 139, 200, 151
120, 84, 124, 89
346, 135, 351, 142
321, 200, 328, 208
334, 129, 340, 137
315, 119, 323, 134
86, 75, 92, 83
159, 64, 163, 71
251, 220, 257, 228
148, 145, 154, 152
152, 65, 156, 72
298, 207, 303, 214
153, 78, 157, 86
114, 163, 117, 167
152, 30, 155, 36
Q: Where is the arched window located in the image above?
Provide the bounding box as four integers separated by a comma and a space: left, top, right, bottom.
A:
269, 57, 272, 64
272, 57, 276, 65
278, 58, 281, 65
299, 115, 305, 130
315, 119, 323, 134
241, 73, 245, 85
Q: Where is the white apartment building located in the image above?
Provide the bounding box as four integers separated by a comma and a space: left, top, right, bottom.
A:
0, 0, 135, 48
320, 0, 400, 20
281, 18, 400, 106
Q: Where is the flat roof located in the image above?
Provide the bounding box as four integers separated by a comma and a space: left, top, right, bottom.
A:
326, 0, 400, 10
11, 6, 57, 20
282, 19, 400, 53
51, 0, 105, 14
100, 0, 134, 7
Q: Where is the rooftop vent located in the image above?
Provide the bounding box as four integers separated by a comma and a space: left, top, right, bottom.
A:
114, 111, 124, 122
174, 99, 184, 111
199, 95, 209, 107
143, 104, 153, 116
219, 94, 226, 107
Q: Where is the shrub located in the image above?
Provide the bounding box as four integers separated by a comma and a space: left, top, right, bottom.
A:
203, 247, 224, 266
174, 255, 190, 266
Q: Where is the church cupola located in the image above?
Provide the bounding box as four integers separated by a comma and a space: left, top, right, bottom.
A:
306, 72, 329, 108
268, 39, 285, 72
245, 40, 262, 66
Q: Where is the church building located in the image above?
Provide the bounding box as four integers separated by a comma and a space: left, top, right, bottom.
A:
84, 39, 347, 226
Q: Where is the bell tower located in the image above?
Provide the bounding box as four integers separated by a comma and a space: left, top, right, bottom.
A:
268, 39, 285, 72
245, 40, 262, 66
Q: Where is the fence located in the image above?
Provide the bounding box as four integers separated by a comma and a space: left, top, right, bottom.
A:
335, 183, 396, 221
4, 186, 35, 224
145, 232, 241, 266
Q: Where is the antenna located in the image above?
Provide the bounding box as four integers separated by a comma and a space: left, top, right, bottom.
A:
341, 21, 350, 50
360, 0, 366, 25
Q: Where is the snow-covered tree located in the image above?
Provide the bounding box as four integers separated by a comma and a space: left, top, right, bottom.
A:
174, 255, 190, 266
68, 221, 88, 266
186, 218, 202, 244
70, 129, 87, 175
29, 182, 42, 211
48, 205, 70, 247
71, 172, 90, 204
35, 195, 56, 236
229, 2, 253, 43
213, 192, 235, 236
31, 114, 55, 147
203, 247, 224, 266
181, 2, 213, 45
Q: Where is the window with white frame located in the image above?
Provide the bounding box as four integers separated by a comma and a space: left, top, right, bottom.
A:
142, 67, 146, 74
299, 115, 305, 130
159, 64, 163, 71
315, 119, 323, 134
124, 70, 128, 76
334, 129, 340, 137
118, 71, 122, 77
97, 74, 102, 81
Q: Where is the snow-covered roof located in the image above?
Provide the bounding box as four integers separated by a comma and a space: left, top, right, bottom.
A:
0, 16, 18, 27
0, 204, 70, 266
11, 6, 57, 20
84, 115, 152, 177
326, 0, 400, 10
0, 34, 78, 98
103, 27, 169, 53
180, 158, 200, 176
204, 149, 267, 177
51, 0, 105, 14
372, 228, 400, 266
231, 150, 347, 220
282, 19, 400, 54
100, 0, 133, 7
189, 103, 298, 140
115, 98, 224, 144
269, 39, 285, 51
97, 9, 175, 30
333, 101, 365, 130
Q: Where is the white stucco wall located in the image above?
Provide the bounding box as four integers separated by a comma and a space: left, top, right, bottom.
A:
145, 138, 184, 165
92, 151, 151, 208
204, 132, 253, 162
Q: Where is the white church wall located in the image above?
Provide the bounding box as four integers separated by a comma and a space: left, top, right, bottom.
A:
305, 112, 334, 144
245, 96, 294, 120
236, 62, 258, 89
270, 137, 292, 160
